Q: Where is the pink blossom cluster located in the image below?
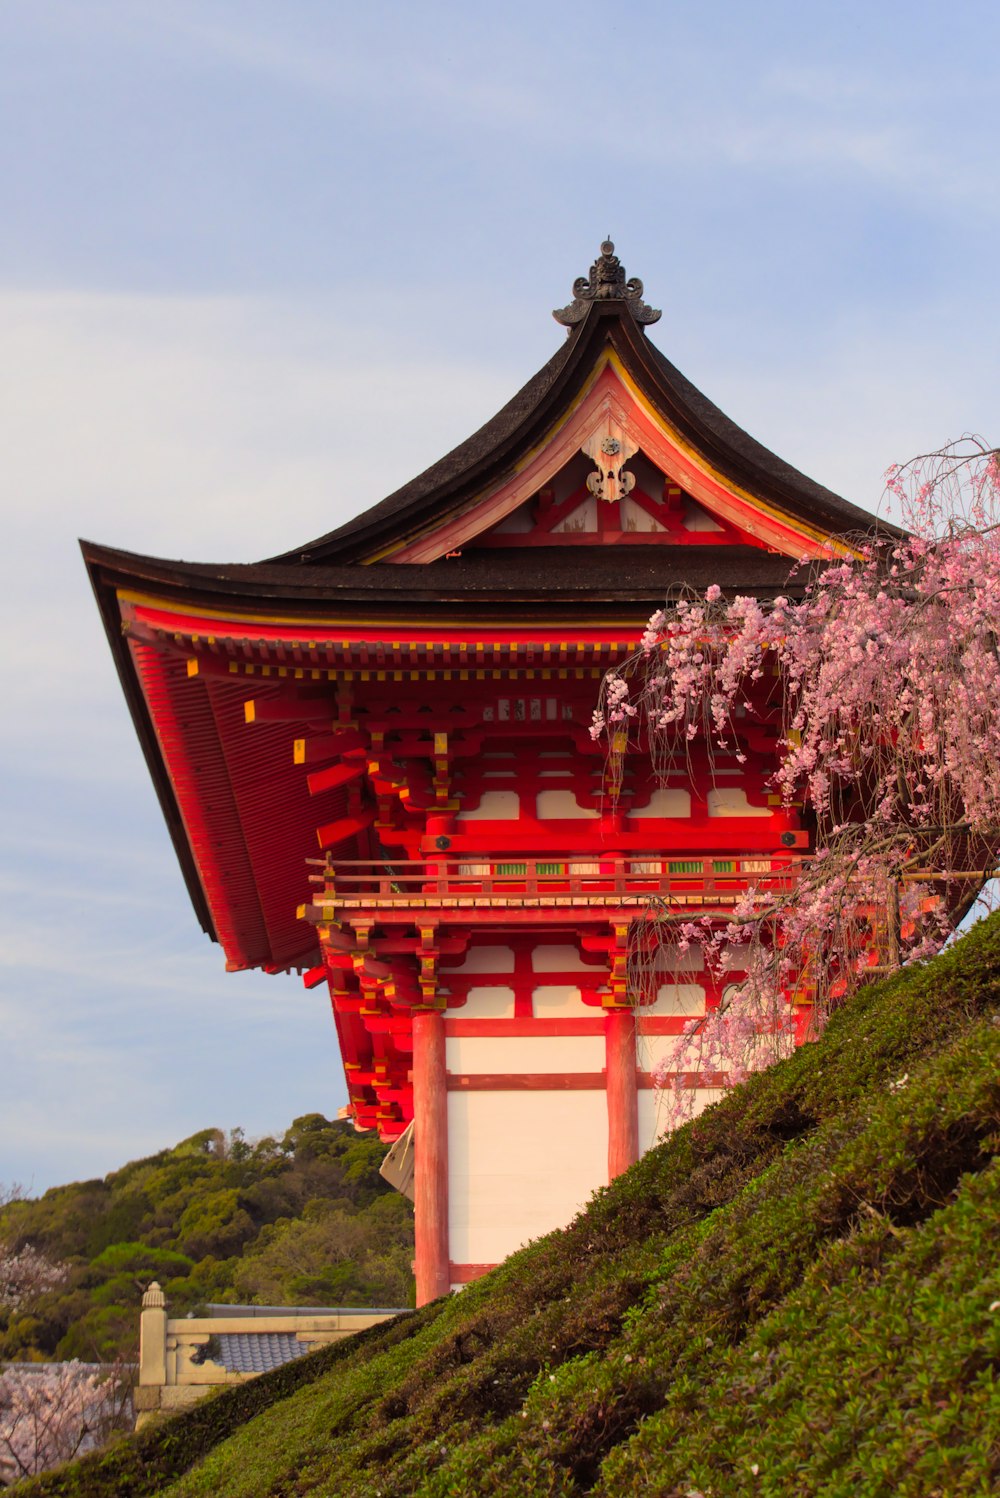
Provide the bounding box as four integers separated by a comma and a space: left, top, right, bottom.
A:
0, 1362, 128, 1484
0, 1243, 68, 1310
598, 438, 1000, 1114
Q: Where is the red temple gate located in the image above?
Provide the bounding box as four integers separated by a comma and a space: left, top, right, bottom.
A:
84, 243, 882, 1303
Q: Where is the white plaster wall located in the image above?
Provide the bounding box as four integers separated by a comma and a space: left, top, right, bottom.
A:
536, 788, 599, 819
446, 945, 515, 973
706, 786, 770, 818
532, 945, 591, 972
446, 1034, 604, 1074
458, 986, 516, 1019
552, 495, 598, 533
532, 984, 594, 1019
459, 790, 520, 820
647, 983, 706, 1017
637, 1030, 725, 1077
638, 1088, 723, 1153
620, 495, 665, 533
653, 944, 705, 972
448, 1090, 608, 1264
630, 787, 691, 817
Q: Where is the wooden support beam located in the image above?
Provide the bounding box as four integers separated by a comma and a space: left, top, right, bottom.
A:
294, 729, 366, 763
606, 1009, 639, 1181
412, 1009, 449, 1307
316, 810, 375, 849
306, 761, 366, 796
245, 696, 332, 724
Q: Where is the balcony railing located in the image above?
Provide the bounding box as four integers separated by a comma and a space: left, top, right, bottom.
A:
307, 854, 804, 912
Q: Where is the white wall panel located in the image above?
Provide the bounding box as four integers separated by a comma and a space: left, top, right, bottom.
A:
459, 790, 520, 820
446, 946, 516, 973
536, 788, 599, 819
448, 1090, 608, 1264
637, 1030, 729, 1075
446, 1034, 604, 1074
458, 986, 516, 1019
648, 983, 706, 1016
532, 984, 593, 1019
630, 787, 691, 818
653, 944, 705, 972
706, 787, 770, 818
532, 945, 591, 972
682, 501, 724, 532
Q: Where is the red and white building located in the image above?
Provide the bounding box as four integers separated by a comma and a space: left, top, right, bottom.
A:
84, 244, 879, 1303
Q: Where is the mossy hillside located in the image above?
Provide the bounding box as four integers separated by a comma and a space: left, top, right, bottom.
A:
18, 913, 1000, 1497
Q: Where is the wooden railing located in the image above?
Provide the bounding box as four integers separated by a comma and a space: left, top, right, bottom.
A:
307, 854, 804, 910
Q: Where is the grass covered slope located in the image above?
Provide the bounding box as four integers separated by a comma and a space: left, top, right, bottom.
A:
20, 915, 1000, 1497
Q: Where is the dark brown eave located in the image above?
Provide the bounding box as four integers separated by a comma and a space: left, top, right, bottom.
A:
82, 540, 218, 943
82, 540, 806, 616
269, 299, 893, 568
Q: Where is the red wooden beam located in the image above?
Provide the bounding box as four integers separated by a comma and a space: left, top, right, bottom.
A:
306, 761, 366, 796
316, 810, 375, 849
294, 729, 367, 763
412, 1010, 449, 1306
606, 1010, 639, 1179
245, 695, 332, 724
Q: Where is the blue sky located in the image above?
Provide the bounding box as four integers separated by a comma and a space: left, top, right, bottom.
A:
1, 0, 998, 1191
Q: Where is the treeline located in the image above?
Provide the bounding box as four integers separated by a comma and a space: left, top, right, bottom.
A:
0, 1115, 413, 1365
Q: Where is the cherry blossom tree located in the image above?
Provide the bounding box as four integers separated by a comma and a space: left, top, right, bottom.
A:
0, 1243, 68, 1312
0, 1190, 129, 1485
592, 437, 1000, 1115
0, 1362, 129, 1486
0, 1184, 69, 1319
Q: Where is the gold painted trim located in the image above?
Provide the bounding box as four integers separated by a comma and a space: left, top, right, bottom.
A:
362, 351, 860, 564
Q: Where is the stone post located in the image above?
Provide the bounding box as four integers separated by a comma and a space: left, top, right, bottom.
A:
139, 1281, 167, 1388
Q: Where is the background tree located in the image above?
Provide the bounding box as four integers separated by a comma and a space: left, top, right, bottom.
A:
0, 1116, 413, 1367
593, 437, 1000, 1113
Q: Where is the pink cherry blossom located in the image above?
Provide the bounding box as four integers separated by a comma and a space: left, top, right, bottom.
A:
594, 437, 1000, 1118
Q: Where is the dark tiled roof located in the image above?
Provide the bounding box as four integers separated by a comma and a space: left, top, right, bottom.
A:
82, 542, 807, 614
266, 299, 891, 567
213, 1332, 311, 1375
81, 278, 899, 961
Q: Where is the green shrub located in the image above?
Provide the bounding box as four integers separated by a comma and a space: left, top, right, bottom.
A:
17, 914, 1000, 1496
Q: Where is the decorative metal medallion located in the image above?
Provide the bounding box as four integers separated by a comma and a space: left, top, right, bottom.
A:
553, 240, 661, 328
582, 421, 638, 503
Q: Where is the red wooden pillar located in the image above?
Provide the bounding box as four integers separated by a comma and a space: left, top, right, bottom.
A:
412, 1008, 450, 1305
606, 1009, 639, 1181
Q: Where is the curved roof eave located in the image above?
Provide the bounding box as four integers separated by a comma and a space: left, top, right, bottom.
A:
265, 300, 897, 568
80, 539, 810, 616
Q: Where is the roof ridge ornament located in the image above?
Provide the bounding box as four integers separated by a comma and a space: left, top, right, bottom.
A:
553, 240, 661, 329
